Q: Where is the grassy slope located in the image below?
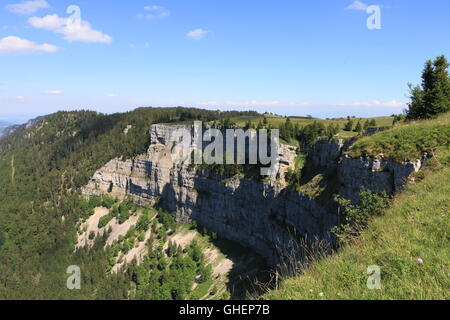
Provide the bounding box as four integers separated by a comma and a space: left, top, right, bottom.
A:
227, 114, 394, 138
264, 114, 450, 300
349, 112, 450, 161
264, 166, 449, 300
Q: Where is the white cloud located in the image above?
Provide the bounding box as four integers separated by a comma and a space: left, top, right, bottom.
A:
345, 1, 368, 11
15, 96, 25, 100
0, 36, 58, 54
45, 90, 62, 95
137, 6, 170, 20
335, 100, 406, 108
200, 100, 280, 107
28, 14, 112, 44
187, 28, 208, 40
287, 102, 313, 107
199, 101, 221, 106
7, 0, 49, 15
107, 93, 118, 97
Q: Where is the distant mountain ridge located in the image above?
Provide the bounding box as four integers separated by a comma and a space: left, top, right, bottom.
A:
0, 121, 12, 138
0, 117, 44, 139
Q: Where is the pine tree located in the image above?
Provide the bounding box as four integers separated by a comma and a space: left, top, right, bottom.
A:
354, 121, 362, 134
363, 120, 370, 131
344, 117, 354, 131
407, 55, 450, 119
426, 55, 450, 116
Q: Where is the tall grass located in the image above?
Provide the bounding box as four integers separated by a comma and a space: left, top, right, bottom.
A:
263, 165, 450, 300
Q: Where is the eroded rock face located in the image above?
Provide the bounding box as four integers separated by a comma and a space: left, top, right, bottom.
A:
82, 125, 421, 265
309, 139, 344, 169
338, 156, 422, 202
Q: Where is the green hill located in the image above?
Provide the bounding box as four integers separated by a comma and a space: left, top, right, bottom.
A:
263, 114, 450, 300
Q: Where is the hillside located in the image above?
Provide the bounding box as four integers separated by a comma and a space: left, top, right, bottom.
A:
226, 114, 394, 139
0, 107, 447, 300
0, 107, 263, 299
0, 121, 12, 138
264, 114, 450, 300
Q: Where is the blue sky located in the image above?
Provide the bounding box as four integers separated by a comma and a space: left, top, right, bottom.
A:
0, 0, 449, 122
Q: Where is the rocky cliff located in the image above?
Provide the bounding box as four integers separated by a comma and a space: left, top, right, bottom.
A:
82, 125, 421, 265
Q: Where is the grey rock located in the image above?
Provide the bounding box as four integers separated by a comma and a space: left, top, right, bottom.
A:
82, 125, 422, 265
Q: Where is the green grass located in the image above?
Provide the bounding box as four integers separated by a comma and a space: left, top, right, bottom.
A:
263, 164, 450, 300
348, 112, 450, 161
227, 114, 394, 135
189, 279, 215, 300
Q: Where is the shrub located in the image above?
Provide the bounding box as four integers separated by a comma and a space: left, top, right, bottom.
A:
98, 214, 114, 228
332, 189, 389, 244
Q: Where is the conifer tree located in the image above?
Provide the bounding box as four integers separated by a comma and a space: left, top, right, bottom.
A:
354, 121, 362, 134
344, 117, 354, 131
407, 55, 450, 119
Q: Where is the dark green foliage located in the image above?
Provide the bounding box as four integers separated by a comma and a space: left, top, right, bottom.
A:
0, 107, 248, 299
344, 116, 354, 132
407, 55, 450, 119
127, 241, 210, 300
332, 189, 389, 244
98, 215, 114, 229
354, 121, 363, 134
136, 210, 151, 232
157, 211, 177, 232
279, 118, 299, 142
285, 168, 302, 189
363, 120, 370, 131
297, 121, 326, 146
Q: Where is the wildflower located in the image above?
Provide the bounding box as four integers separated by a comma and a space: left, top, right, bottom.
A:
319, 292, 324, 297
417, 258, 424, 264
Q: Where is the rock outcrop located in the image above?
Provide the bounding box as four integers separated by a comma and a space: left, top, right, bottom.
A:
338, 156, 422, 202
82, 124, 422, 265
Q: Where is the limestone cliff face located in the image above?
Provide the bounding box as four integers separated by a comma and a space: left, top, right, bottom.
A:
306, 138, 422, 202
82, 126, 421, 265
338, 156, 422, 202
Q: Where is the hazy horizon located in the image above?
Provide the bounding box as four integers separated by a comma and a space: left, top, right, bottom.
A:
1, 0, 449, 121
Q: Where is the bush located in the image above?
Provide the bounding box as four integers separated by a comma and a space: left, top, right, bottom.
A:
332, 189, 389, 244
157, 211, 177, 231
136, 211, 150, 232
118, 210, 131, 224
98, 214, 114, 228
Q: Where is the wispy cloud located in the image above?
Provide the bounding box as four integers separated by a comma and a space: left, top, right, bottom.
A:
334, 100, 406, 108
345, 1, 368, 11
200, 100, 281, 107
107, 93, 118, 97
0, 36, 58, 54
6, 0, 49, 15
28, 14, 112, 44
45, 90, 62, 95
137, 5, 170, 20
187, 28, 208, 40
15, 96, 25, 100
